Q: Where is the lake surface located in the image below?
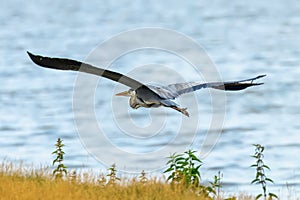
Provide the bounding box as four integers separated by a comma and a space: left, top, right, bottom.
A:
1, 0, 300, 196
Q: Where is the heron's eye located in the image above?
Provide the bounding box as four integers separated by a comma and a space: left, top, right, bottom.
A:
129, 89, 134, 93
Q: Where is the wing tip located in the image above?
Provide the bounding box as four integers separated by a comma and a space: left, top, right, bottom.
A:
27, 51, 34, 59
27, 51, 41, 65
27, 51, 37, 58
253, 74, 266, 85
253, 82, 264, 86
256, 74, 267, 79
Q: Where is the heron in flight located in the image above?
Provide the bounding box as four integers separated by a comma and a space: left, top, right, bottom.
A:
27, 52, 265, 117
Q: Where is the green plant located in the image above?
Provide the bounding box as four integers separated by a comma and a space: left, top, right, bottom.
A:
251, 144, 278, 200
139, 170, 148, 184
52, 138, 67, 179
164, 150, 202, 187
208, 171, 222, 199
69, 170, 77, 183
97, 174, 107, 187
107, 164, 120, 185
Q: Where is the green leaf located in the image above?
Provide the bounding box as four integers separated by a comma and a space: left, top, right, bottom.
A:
169, 164, 175, 168
166, 153, 177, 159
53, 169, 58, 174
163, 168, 174, 173
52, 158, 58, 165
206, 186, 216, 194
255, 194, 263, 199
251, 178, 259, 184
166, 175, 173, 181
190, 154, 201, 161
177, 161, 188, 166
193, 169, 200, 176
58, 163, 67, 168
195, 165, 201, 170
268, 192, 278, 199
174, 157, 185, 162
265, 178, 274, 183
166, 160, 173, 165
263, 164, 270, 170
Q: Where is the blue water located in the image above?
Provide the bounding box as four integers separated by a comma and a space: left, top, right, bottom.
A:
1, 0, 300, 196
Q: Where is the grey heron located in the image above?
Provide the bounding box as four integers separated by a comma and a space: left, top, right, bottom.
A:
27, 52, 265, 117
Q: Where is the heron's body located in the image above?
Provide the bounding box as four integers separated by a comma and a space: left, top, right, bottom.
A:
128, 89, 162, 109
27, 52, 266, 117
118, 86, 188, 115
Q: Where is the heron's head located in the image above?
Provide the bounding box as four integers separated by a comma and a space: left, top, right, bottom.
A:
115, 88, 135, 97
115, 89, 140, 109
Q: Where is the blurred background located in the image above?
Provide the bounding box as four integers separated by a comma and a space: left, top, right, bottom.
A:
1, 0, 299, 196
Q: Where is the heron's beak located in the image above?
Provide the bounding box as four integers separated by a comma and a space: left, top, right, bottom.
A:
115, 91, 131, 97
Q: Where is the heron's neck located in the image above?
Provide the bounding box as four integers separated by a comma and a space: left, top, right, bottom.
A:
129, 95, 142, 109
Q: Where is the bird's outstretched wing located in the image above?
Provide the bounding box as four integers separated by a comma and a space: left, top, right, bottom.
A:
27, 51, 148, 90
150, 75, 266, 99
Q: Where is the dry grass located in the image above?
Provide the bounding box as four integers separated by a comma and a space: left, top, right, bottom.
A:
0, 162, 214, 200
6, 161, 288, 200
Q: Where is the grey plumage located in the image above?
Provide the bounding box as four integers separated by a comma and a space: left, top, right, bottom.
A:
27, 51, 266, 117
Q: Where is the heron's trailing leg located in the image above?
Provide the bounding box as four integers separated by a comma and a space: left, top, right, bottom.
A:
170, 106, 190, 117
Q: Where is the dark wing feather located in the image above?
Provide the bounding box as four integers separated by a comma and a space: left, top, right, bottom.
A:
156, 75, 266, 99
27, 52, 164, 101
27, 51, 146, 90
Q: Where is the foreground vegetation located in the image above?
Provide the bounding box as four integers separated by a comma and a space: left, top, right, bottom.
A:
0, 172, 206, 199
0, 138, 281, 200
0, 162, 250, 200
